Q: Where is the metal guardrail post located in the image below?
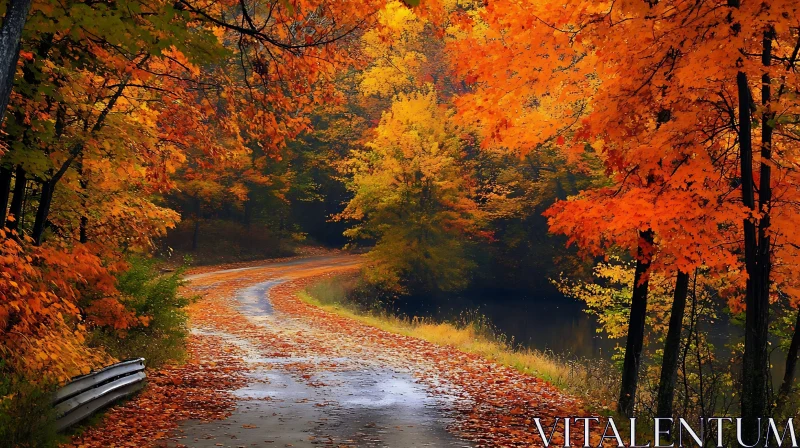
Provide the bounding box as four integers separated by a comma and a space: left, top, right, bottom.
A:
52, 358, 146, 431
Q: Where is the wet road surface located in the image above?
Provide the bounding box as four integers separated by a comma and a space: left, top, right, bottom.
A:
173, 256, 472, 448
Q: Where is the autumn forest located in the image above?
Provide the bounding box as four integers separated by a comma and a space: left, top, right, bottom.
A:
2, 0, 800, 446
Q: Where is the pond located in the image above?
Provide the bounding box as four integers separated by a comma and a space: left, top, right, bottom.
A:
391, 285, 789, 384
390, 285, 619, 360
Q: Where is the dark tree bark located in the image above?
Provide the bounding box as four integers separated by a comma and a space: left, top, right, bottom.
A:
78, 156, 88, 243
617, 229, 654, 417
6, 165, 25, 231
79, 215, 88, 243
0, 166, 11, 225
0, 0, 32, 125
776, 309, 800, 411
738, 29, 774, 444
27, 81, 128, 245
656, 270, 690, 420
31, 180, 52, 245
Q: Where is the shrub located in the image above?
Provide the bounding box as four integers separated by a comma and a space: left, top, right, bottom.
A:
90, 257, 190, 368
0, 365, 58, 448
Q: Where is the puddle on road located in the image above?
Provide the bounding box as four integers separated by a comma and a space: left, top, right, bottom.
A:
170, 278, 471, 448
236, 280, 283, 315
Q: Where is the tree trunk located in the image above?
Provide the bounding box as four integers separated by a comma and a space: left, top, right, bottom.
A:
78, 158, 88, 243
776, 309, 800, 410
27, 80, 129, 244
0, 166, 11, 225
6, 165, 25, 231
31, 180, 53, 245
0, 0, 32, 125
656, 270, 690, 420
79, 215, 88, 243
617, 229, 655, 417
738, 29, 774, 443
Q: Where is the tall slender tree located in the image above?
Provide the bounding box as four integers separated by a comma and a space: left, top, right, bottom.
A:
0, 0, 32, 124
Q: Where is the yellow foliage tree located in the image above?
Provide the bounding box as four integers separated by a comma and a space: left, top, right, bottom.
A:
338, 87, 487, 292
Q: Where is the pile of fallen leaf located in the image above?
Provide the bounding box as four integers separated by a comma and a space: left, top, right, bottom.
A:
64, 334, 248, 448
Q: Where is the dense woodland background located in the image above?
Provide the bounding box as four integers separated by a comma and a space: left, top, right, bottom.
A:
1, 0, 800, 446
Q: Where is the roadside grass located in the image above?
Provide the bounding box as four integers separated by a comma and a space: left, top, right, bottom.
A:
301, 275, 618, 411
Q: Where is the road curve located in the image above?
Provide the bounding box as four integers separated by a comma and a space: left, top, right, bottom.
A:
172, 254, 472, 448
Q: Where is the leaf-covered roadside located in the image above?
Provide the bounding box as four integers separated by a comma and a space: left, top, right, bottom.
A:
63, 334, 248, 448
268, 275, 599, 447
64, 255, 599, 447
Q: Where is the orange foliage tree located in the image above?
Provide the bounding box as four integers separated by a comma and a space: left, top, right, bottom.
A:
0, 0, 385, 383
445, 0, 800, 428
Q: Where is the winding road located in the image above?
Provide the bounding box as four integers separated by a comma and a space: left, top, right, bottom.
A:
173, 254, 472, 447
70, 254, 589, 447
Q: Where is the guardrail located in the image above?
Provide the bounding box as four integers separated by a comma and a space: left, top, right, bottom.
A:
53, 358, 146, 431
